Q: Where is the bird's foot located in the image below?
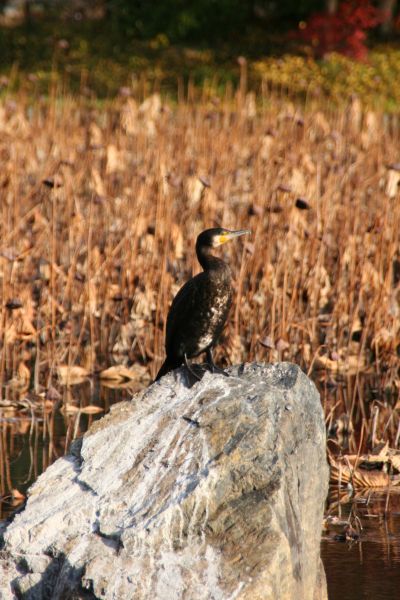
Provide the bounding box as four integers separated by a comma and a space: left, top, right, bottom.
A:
208, 363, 229, 377
187, 366, 202, 381
205, 348, 229, 377
184, 354, 202, 381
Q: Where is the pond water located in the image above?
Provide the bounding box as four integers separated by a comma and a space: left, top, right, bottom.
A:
1, 381, 400, 600
322, 492, 400, 600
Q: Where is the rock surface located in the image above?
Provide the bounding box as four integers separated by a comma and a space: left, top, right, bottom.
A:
0, 362, 328, 600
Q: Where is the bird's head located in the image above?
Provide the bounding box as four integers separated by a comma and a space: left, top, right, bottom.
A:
196, 227, 250, 249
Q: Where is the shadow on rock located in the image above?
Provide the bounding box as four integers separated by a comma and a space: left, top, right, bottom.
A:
12, 550, 96, 600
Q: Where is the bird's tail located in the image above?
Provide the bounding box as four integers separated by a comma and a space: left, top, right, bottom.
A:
154, 357, 181, 382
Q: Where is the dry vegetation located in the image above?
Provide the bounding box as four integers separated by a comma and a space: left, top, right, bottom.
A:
1, 82, 400, 512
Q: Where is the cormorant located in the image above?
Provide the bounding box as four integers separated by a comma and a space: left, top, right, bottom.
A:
155, 227, 250, 381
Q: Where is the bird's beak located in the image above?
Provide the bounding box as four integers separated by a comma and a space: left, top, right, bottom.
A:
218, 229, 251, 245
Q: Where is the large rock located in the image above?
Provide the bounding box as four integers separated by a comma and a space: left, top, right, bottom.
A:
0, 362, 328, 600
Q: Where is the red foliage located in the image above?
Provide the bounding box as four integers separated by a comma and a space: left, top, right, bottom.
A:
297, 1, 386, 60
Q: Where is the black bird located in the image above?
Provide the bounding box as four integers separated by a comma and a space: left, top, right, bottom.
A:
155, 227, 250, 381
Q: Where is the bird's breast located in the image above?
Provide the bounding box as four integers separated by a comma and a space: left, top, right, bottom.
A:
191, 283, 232, 352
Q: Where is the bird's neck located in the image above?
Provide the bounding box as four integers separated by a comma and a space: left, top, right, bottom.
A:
196, 245, 226, 272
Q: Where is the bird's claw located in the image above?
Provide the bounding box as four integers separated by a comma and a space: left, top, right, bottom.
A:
208, 364, 229, 377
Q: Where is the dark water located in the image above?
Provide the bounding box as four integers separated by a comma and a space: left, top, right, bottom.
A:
322, 492, 400, 600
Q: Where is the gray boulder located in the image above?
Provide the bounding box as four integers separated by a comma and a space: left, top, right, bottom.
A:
0, 362, 328, 600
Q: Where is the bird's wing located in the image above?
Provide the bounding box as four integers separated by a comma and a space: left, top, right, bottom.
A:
165, 273, 204, 355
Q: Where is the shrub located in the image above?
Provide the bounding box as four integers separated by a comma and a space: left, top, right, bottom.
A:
297, 0, 385, 60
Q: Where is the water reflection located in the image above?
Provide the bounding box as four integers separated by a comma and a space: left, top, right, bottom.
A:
322, 491, 400, 600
